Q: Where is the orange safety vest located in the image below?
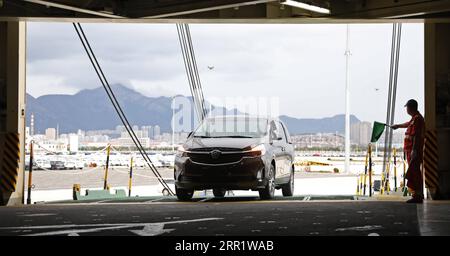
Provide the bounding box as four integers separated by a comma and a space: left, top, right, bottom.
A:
404, 112, 424, 157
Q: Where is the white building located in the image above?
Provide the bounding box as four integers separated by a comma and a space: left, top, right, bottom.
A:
34, 139, 68, 153
45, 128, 57, 141
69, 134, 79, 152
112, 137, 150, 148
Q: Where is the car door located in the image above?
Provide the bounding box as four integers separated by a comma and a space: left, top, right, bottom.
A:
279, 121, 294, 176
269, 120, 284, 180
276, 121, 290, 179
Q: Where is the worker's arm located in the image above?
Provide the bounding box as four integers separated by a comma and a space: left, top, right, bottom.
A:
391, 122, 409, 130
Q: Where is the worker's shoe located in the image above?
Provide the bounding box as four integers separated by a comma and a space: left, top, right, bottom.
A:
406, 197, 423, 204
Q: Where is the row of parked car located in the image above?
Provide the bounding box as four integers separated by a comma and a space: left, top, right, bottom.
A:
24, 152, 176, 171
24, 159, 84, 170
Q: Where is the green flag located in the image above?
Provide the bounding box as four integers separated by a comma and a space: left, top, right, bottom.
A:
370, 121, 386, 143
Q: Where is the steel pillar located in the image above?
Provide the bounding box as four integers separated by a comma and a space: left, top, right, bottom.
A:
424, 22, 450, 199
0, 21, 27, 206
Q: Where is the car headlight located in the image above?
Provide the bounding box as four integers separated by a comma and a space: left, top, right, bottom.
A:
245, 144, 266, 157
176, 145, 188, 157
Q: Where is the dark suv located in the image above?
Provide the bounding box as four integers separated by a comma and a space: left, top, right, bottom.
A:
174, 116, 295, 201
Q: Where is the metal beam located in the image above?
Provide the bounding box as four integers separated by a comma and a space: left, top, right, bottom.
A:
139, 0, 276, 18
332, 0, 450, 19
20, 0, 125, 18
0, 0, 450, 20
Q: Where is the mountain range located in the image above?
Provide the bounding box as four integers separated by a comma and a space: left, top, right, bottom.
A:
26, 84, 360, 135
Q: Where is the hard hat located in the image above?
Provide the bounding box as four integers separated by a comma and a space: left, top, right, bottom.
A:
404, 99, 418, 110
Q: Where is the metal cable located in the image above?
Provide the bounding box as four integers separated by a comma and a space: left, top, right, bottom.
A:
176, 23, 207, 122
386, 24, 402, 190
383, 23, 397, 175
72, 23, 175, 196
183, 24, 205, 120
176, 24, 202, 121
382, 23, 402, 192
185, 24, 207, 118
74, 23, 174, 195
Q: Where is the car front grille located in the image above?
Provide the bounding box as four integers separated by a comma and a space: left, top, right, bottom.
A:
187, 149, 244, 165
189, 147, 242, 152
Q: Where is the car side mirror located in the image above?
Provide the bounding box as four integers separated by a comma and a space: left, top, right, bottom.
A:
270, 130, 282, 141
270, 131, 276, 141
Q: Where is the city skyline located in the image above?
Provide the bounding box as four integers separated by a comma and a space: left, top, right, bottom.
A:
26, 84, 362, 135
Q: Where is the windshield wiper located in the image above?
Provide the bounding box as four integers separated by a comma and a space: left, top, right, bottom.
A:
193, 135, 212, 138
213, 135, 254, 138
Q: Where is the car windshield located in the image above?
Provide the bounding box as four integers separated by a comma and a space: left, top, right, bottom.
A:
193, 117, 268, 138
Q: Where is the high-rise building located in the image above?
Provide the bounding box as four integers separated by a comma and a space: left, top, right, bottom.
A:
350, 121, 372, 146
30, 113, 34, 136
77, 129, 85, 137
149, 126, 154, 139
45, 128, 57, 141
115, 125, 126, 134
141, 125, 153, 138
154, 125, 161, 138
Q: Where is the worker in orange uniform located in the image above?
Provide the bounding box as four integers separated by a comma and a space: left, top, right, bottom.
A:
392, 99, 425, 203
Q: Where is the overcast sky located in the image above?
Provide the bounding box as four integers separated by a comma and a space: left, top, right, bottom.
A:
27, 22, 424, 123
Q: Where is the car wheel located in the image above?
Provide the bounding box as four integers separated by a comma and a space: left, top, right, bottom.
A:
259, 164, 275, 200
175, 185, 194, 201
282, 167, 294, 197
213, 189, 226, 198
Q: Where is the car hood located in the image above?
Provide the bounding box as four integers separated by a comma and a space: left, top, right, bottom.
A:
184, 137, 264, 151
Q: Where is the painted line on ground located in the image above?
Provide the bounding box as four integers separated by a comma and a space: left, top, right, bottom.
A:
0, 218, 224, 236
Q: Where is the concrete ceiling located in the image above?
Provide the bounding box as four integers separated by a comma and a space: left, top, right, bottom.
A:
1, 0, 450, 21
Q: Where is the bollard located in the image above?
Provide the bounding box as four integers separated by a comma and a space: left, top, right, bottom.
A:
386, 162, 390, 194
73, 184, 81, 200
368, 144, 373, 197
393, 148, 397, 192
381, 155, 392, 195
359, 174, 364, 196
387, 155, 391, 193
383, 156, 391, 195
363, 151, 368, 196
103, 144, 111, 190
128, 156, 133, 197
387, 174, 391, 193
356, 175, 360, 195
26, 141, 34, 205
